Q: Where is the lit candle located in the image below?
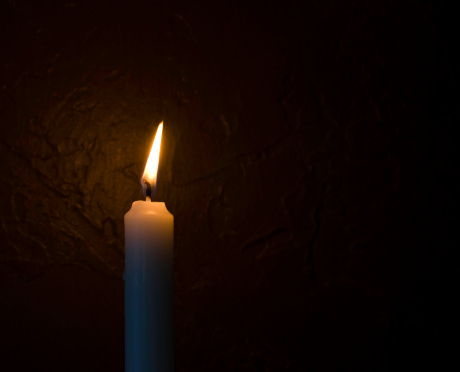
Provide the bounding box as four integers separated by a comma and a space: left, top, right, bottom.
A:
124, 122, 174, 372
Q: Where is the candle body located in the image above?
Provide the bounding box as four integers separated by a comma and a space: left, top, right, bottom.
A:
124, 201, 174, 372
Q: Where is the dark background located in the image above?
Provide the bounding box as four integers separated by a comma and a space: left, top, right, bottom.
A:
0, 0, 456, 371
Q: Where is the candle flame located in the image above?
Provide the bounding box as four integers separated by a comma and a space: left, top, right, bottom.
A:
142, 122, 163, 195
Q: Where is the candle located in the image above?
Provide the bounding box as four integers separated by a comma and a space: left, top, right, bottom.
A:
124, 122, 174, 372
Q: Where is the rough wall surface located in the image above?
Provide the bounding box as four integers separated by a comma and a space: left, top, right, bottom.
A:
0, 0, 455, 371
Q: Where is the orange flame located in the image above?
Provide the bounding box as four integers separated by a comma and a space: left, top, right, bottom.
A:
142, 122, 163, 193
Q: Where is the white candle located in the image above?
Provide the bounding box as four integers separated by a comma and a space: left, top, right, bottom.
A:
124, 123, 174, 372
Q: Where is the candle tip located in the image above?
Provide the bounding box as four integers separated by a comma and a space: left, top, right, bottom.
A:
143, 180, 155, 201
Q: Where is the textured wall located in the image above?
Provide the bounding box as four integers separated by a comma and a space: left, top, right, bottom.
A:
0, 0, 455, 371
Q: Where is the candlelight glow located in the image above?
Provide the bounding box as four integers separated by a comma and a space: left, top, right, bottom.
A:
142, 122, 163, 192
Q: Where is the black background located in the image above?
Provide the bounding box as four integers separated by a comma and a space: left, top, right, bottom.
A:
0, 0, 456, 371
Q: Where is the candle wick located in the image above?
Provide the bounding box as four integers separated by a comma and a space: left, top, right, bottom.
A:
143, 180, 153, 202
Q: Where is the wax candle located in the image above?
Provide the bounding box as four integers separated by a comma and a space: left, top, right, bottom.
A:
124, 123, 174, 372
